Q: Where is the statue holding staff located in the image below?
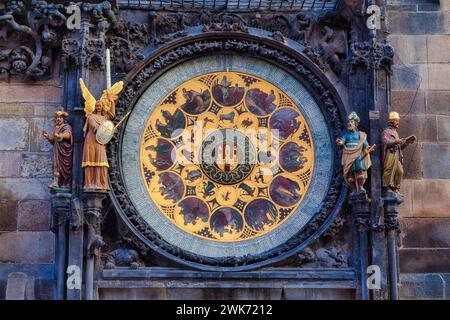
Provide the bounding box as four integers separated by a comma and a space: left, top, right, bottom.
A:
79, 79, 124, 190
42, 110, 73, 189
381, 111, 417, 194
336, 112, 375, 194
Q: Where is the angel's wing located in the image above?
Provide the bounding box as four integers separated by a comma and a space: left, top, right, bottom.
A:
79, 78, 96, 116
100, 81, 124, 112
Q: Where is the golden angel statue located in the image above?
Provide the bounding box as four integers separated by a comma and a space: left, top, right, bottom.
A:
79, 78, 124, 190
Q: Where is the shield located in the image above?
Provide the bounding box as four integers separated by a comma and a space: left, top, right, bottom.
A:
96, 120, 115, 145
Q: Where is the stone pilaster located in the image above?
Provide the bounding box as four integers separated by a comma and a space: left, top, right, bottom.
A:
383, 190, 403, 300
50, 189, 71, 300
82, 190, 108, 258
349, 191, 371, 300
82, 189, 108, 300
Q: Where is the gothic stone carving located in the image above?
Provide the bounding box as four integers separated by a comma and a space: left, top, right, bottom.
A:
350, 40, 394, 72
0, 0, 66, 80
383, 191, 403, 233
1, 1, 119, 77
61, 38, 80, 70
107, 36, 346, 269
122, 10, 354, 76
105, 248, 140, 269
323, 214, 346, 238
294, 246, 348, 268
348, 191, 371, 232
105, 21, 149, 73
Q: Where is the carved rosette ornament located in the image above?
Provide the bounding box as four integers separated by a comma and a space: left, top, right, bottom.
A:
107, 35, 347, 270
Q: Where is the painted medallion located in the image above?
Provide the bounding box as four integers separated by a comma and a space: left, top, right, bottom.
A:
140, 71, 314, 242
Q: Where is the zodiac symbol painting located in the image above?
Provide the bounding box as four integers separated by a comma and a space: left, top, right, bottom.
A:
140, 71, 314, 242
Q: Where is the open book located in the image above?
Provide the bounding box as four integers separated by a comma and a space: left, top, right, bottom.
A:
405, 134, 417, 145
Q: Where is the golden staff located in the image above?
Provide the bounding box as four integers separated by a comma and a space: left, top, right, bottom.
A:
362, 144, 376, 160
114, 110, 131, 131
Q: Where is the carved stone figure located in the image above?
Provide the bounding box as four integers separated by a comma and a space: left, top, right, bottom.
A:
317, 26, 348, 74
105, 248, 140, 269
42, 111, 73, 189
336, 112, 374, 194
381, 112, 416, 194
80, 79, 124, 190
295, 246, 347, 268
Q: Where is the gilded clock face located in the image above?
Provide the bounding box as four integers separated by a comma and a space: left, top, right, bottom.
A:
139, 72, 314, 242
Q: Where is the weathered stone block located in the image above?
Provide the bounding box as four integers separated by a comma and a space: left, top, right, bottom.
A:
399, 249, 450, 273
427, 90, 450, 115
428, 64, 450, 90
427, 35, 450, 63
401, 218, 450, 248
0, 152, 21, 177
397, 115, 437, 142
402, 141, 422, 179
441, 0, 450, 11
392, 90, 426, 115
33, 104, 62, 117
18, 200, 51, 232
5, 272, 28, 300
0, 118, 29, 151
417, 3, 441, 12
437, 116, 450, 141
283, 288, 354, 300
19, 154, 52, 178
0, 104, 34, 116
29, 118, 53, 153
422, 144, 450, 178
443, 275, 450, 299
0, 232, 54, 264
399, 179, 413, 218
0, 85, 62, 104
0, 178, 51, 201
387, 11, 448, 35
0, 264, 55, 300
389, 35, 427, 64
391, 64, 428, 91
399, 274, 444, 299
412, 179, 450, 216
386, 4, 418, 12
0, 200, 18, 231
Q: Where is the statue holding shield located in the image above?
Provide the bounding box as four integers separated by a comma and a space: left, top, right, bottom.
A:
79, 79, 124, 190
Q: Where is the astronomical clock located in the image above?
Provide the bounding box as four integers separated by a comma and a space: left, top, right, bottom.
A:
110, 54, 346, 270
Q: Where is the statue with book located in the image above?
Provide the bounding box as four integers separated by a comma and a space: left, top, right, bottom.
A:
381, 112, 417, 194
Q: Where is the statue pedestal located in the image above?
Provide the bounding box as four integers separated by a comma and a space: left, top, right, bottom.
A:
82, 189, 108, 300
50, 188, 72, 300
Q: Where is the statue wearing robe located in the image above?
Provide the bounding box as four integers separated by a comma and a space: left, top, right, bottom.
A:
43, 111, 73, 189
